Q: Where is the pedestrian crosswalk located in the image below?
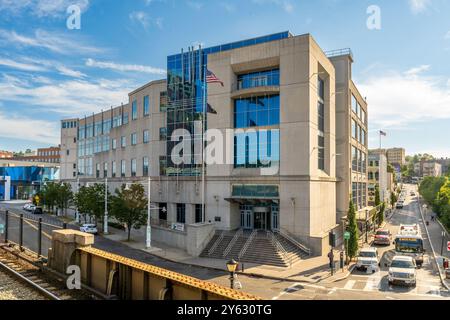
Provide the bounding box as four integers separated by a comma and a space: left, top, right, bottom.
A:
336, 274, 446, 298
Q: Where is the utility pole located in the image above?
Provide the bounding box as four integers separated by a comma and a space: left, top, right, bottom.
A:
76, 177, 80, 223
103, 178, 109, 234
146, 176, 152, 249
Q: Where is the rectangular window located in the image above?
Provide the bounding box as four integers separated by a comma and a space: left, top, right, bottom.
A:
318, 77, 325, 101
159, 127, 167, 141
143, 95, 150, 116
131, 133, 137, 146
234, 130, 280, 168
159, 203, 167, 220
112, 139, 117, 150
352, 146, 358, 171
132, 100, 138, 120
131, 159, 137, 177
352, 119, 357, 140
143, 130, 149, 143
96, 163, 100, 178
123, 112, 129, 125
318, 134, 325, 170
143, 157, 149, 177
234, 95, 280, 128
176, 204, 186, 224
352, 182, 358, 206
159, 156, 167, 176
103, 162, 108, 178
121, 136, 126, 148
237, 69, 279, 90
195, 204, 204, 223
121, 160, 126, 177
112, 161, 116, 178
351, 94, 358, 114
160, 91, 167, 112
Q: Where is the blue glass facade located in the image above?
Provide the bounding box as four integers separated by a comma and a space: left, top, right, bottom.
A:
237, 69, 279, 90
0, 166, 59, 200
234, 130, 280, 168
234, 95, 280, 128
166, 31, 290, 176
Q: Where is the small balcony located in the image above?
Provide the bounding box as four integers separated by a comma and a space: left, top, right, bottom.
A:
231, 70, 280, 99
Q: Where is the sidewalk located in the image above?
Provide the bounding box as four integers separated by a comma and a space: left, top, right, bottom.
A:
101, 224, 356, 284
418, 197, 450, 290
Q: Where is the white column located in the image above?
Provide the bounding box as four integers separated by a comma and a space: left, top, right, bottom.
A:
146, 176, 152, 249
104, 178, 109, 234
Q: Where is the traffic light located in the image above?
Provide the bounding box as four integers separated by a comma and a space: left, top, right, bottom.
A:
329, 231, 337, 247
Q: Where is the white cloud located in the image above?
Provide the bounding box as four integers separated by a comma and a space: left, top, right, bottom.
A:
358, 66, 450, 129
0, 58, 47, 71
409, 0, 431, 14
55, 65, 86, 78
251, 0, 294, 13
0, 74, 135, 116
129, 11, 164, 30
0, 111, 59, 144
186, 1, 204, 10
404, 64, 430, 76
0, 29, 103, 55
220, 2, 236, 12
0, 0, 89, 18
85, 58, 166, 75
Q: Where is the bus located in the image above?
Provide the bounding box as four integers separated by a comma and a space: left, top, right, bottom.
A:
394, 224, 425, 267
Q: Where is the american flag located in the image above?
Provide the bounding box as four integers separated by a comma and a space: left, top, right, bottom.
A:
380, 130, 387, 136
206, 69, 224, 87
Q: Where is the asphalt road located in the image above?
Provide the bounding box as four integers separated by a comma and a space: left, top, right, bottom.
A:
1, 186, 448, 300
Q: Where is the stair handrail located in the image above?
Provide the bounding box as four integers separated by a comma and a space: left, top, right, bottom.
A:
208, 230, 225, 256
238, 230, 257, 260
223, 228, 243, 257
276, 228, 311, 256
267, 231, 292, 268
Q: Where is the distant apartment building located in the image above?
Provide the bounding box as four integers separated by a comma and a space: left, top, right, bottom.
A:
0, 150, 13, 159
415, 161, 442, 177
436, 158, 450, 175
60, 32, 369, 257
386, 148, 406, 166
12, 146, 61, 164
368, 152, 389, 206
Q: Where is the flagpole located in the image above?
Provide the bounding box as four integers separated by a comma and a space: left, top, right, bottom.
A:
201, 46, 206, 224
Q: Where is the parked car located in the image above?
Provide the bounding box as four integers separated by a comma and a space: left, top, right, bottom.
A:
23, 203, 35, 211
32, 206, 43, 215
80, 224, 98, 235
396, 201, 404, 209
373, 229, 392, 246
388, 255, 417, 287
356, 247, 380, 273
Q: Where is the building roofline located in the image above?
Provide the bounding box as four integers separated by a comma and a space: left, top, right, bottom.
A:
128, 78, 166, 96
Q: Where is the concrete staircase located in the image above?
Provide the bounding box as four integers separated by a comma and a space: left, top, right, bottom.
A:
200, 229, 310, 267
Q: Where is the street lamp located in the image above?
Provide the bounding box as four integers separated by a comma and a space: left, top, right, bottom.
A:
226, 259, 238, 289
365, 209, 369, 243
75, 177, 80, 224
103, 178, 109, 235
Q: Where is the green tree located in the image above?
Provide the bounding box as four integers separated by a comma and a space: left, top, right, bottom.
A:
56, 183, 73, 216
390, 192, 397, 208
346, 200, 359, 259
374, 185, 381, 207
377, 203, 385, 226
110, 184, 148, 241
74, 183, 110, 226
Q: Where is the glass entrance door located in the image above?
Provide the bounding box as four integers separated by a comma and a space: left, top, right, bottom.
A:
240, 206, 253, 229
271, 205, 279, 231
254, 212, 266, 230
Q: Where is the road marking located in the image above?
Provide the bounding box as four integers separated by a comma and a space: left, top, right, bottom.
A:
344, 280, 356, 290
364, 275, 382, 291
272, 282, 301, 300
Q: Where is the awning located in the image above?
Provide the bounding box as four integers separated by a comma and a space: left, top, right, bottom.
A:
224, 197, 279, 205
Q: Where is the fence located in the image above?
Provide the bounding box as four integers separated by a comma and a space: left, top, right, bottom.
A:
0, 209, 67, 258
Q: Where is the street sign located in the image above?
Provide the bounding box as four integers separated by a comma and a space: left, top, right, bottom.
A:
344, 232, 350, 240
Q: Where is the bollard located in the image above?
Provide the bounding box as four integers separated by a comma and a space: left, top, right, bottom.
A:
19, 213, 23, 251
4, 210, 8, 243
38, 218, 42, 258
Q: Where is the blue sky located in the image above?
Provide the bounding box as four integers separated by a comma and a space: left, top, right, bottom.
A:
0, 0, 449, 157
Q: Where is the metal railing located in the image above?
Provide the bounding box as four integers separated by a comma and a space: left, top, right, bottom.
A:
276, 228, 311, 256
324, 48, 353, 59
208, 230, 225, 256
0, 209, 67, 259
238, 230, 257, 260
223, 228, 243, 258
267, 231, 292, 268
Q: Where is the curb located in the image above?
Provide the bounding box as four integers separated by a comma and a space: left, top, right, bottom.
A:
418, 195, 450, 292
330, 264, 356, 282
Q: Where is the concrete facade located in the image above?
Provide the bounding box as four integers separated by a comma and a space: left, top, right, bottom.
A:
60, 32, 368, 256
368, 152, 389, 206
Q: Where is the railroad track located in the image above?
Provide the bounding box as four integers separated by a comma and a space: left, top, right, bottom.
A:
0, 246, 94, 300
